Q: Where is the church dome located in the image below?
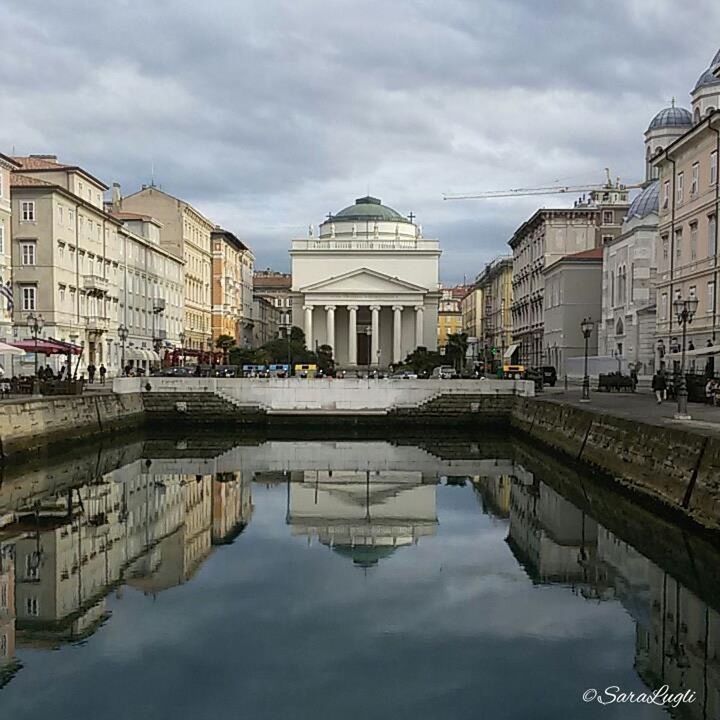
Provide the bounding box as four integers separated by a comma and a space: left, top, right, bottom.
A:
624, 181, 659, 224
647, 105, 693, 131
693, 48, 720, 91
332, 196, 409, 223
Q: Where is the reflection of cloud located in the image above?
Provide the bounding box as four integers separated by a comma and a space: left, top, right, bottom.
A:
2, 1, 720, 282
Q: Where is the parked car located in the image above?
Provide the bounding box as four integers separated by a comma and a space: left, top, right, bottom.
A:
391, 370, 418, 379
431, 365, 457, 379
539, 366, 557, 386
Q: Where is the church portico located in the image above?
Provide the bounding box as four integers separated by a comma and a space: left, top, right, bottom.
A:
291, 196, 441, 369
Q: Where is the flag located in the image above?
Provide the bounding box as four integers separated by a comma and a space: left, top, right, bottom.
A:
0, 281, 13, 312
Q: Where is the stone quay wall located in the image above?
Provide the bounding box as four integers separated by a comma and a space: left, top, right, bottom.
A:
0, 393, 145, 459
511, 398, 720, 532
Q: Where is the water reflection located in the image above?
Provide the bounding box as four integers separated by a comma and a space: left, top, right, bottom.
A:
0, 439, 717, 719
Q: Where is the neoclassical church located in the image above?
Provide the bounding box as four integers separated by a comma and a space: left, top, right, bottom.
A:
290, 196, 441, 367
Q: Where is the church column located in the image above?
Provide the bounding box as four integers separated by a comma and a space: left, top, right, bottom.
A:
392, 305, 403, 364
370, 305, 381, 366
303, 305, 313, 350
347, 305, 358, 365
325, 305, 336, 354
414, 305, 425, 348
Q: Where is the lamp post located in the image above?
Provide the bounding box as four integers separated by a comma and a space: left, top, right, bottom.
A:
27, 312, 44, 378
118, 323, 129, 375
580, 317, 594, 402
673, 295, 699, 419
365, 326, 372, 368
178, 331, 185, 367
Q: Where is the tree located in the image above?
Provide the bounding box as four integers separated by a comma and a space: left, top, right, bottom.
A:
215, 334, 236, 363
316, 344, 334, 373
404, 346, 444, 376
445, 332, 469, 372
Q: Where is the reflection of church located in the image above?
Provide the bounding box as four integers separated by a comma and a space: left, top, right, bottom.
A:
287, 470, 438, 568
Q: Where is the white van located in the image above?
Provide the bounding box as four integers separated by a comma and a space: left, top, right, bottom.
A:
431, 365, 457, 379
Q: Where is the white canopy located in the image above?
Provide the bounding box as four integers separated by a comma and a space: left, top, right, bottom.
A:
504, 343, 520, 360
125, 348, 161, 363
0, 341, 25, 356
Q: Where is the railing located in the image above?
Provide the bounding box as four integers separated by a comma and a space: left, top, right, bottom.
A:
83, 274, 108, 294
86, 316, 110, 332
293, 239, 439, 251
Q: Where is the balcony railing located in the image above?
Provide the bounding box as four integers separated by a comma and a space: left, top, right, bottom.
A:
83, 274, 108, 295
86, 316, 110, 332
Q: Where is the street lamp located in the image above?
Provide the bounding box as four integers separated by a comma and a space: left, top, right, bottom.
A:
178, 331, 185, 366
27, 312, 44, 378
118, 323, 129, 375
364, 326, 372, 368
673, 295, 699, 419
580, 317, 594, 402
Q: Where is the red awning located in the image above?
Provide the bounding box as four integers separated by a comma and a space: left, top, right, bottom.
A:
11, 339, 83, 355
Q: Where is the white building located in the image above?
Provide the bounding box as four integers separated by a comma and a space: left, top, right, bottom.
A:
290, 196, 441, 367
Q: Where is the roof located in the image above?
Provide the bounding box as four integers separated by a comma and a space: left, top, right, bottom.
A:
647, 105, 692, 132
0, 152, 20, 169
123, 185, 215, 229
558, 247, 603, 262
694, 48, 720, 91
330, 195, 409, 223
10, 174, 54, 187
509, 207, 597, 248
109, 210, 162, 227
11, 155, 109, 190
254, 272, 292, 289
211, 227, 250, 252
624, 181, 659, 223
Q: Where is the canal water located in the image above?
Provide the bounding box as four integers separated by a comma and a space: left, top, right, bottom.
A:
0, 435, 717, 720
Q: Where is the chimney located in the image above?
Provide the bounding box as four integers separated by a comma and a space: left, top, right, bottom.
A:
111, 182, 122, 212
29, 154, 58, 162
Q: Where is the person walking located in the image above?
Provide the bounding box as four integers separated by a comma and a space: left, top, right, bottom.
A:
99, 364, 107, 384
87, 363, 96, 384
652, 370, 667, 404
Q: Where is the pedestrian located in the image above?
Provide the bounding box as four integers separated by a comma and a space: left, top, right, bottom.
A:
44, 364, 54, 380
629, 364, 638, 391
705, 378, 717, 405
87, 363, 96, 384
652, 370, 667, 404
99, 364, 107, 384
59, 363, 66, 380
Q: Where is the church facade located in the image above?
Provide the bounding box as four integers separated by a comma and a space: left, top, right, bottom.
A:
290, 196, 441, 368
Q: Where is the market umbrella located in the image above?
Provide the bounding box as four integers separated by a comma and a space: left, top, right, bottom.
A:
0, 341, 24, 356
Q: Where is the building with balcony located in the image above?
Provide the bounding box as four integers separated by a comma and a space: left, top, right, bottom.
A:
475, 256, 513, 356
254, 270, 292, 338
290, 196, 441, 367
211, 228, 254, 347
653, 48, 720, 354
108, 197, 185, 371
461, 286, 483, 341
509, 184, 630, 367
118, 185, 213, 353
252, 294, 280, 347
9, 155, 124, 373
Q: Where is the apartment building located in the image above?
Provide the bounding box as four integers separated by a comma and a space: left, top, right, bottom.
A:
0, 153, 20, 371
461, 287, 483, 341
10, 155, 123, 372
211, 228, 254, 346
253, 270, 291, 338
110, 207, 185, 370
252, 295, 280, 347
119, 186, 213, 352
437, 285, 468, 347
475, 257, 513, 355
509, 184, 629, 366
653, 49, 720, 354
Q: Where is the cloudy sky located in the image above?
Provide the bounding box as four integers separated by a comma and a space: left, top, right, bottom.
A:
2, 0, 719, 282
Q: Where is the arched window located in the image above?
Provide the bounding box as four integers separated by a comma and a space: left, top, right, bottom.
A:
616, 318, 624, 336
694, 107, 701, 124
708, 107, 716, 116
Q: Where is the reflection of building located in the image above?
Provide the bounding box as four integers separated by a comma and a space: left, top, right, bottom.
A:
211, 474, 253, 545
507, 479, 600, 586
473, 475, 512, 519
287, 470, 437, 568
0, 531, 21, 687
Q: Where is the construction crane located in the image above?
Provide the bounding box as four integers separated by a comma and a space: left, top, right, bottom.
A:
443, 168, 643, 201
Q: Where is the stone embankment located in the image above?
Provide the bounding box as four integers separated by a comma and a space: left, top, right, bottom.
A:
0, 393, 144, 458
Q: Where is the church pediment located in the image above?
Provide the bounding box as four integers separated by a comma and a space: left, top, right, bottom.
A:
300, 268, 428, 294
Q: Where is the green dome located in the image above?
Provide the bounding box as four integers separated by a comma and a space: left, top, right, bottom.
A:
332, 196, 409, 223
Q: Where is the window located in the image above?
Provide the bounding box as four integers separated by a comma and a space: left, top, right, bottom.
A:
26, 596, 39, 616
602, 234, 613, 244
708, 282, 715, 315
690, 222, 698, 260
0, 223, 4, 255
603, 210, 613, 224
691, 163, 699, 196
712, 151, 718, 186
677, 172, 684, 203
675, 228, 683, 259
58, 206, 64, 224
710, 215, 718, 257
662, 181, 670, 209
25, 554, 39, 580
660, 293, 668, 320
21, 242, 36, 266
21, 286, 36, 311
689, 285, 697, 299
21, 201, 35, 221
662, 234, 669, 260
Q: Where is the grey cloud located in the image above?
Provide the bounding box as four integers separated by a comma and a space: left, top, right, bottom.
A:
2, 0, 720, 281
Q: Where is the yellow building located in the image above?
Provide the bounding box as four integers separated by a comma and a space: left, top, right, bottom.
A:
461, 286, 483, 340
437, 285, 470, 347
475, 256, 513, 356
